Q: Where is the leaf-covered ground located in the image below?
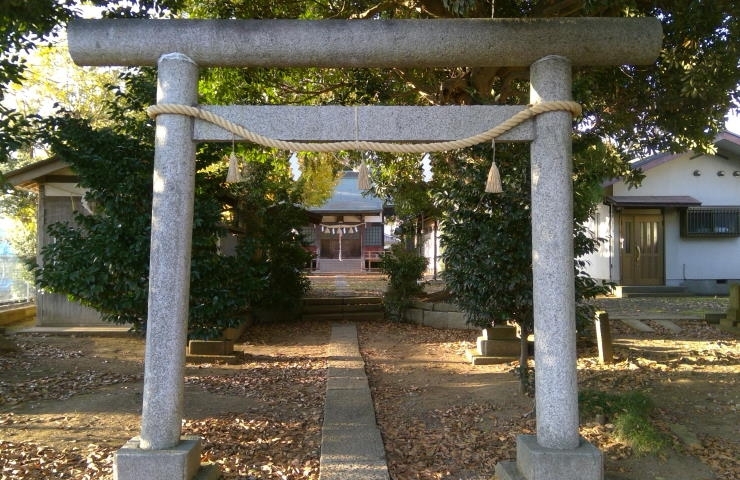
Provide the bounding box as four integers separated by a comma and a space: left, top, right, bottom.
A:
0, 306, 738, 480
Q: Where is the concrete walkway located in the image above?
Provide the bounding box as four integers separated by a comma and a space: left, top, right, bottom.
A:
319, 323, 389, 480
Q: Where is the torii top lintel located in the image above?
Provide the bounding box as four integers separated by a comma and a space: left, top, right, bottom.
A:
67, 18, 662, 68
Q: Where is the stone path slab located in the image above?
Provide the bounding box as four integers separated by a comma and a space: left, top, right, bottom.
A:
620, 318, 683, 333
319, 323, 389, 480
652, 319, 682, 333
620, 319, 654, 332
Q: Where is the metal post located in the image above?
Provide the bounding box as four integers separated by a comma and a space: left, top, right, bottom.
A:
529, 55, 580, 450
140, 52, 198, 450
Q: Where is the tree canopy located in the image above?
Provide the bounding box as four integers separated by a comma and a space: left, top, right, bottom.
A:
183, 0, 739, 156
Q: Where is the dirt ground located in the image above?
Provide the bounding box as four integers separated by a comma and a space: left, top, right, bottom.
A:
0, 300, 738, 480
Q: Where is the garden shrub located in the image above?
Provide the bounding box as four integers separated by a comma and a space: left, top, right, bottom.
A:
379, 243, 428, 321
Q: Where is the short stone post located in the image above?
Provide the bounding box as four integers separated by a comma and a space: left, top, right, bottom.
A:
496, 55, 602, 480
594, 311, 613, 364
721, 283, 740, 329
114, 52, 206, 479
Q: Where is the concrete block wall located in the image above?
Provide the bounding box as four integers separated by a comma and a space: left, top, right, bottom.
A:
403, 300, 476, 330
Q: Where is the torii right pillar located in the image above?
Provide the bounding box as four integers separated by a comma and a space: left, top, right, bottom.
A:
496, 56, 602, 480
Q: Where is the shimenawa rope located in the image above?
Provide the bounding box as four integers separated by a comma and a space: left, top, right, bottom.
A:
146, 100, 581, 154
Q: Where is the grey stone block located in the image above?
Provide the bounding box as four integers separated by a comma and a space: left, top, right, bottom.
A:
114, 436, 203, 480
326, 376, 370, 391
729, 283, 740, 309
466, 350, 515, 365
720, 316, 739, 328
423, 311, 449, 329
187, 340, 234, 355
344, 297, 382, 305
652, 320, 682, 333
705, 312, 724, 324
621, 319, 654, 332
404, 308, 424, 324
320, 426, 389, 480
446, 311, 469, 329
411, 300, 434, 311
495, 460, 525, 480
432, 302, 458, 312
193, 464, 221, 480
327, 365, 366, 378
516, 435, 603, 480
483, 326, 517, 340
478, 338, 520, 357
324, 387, 377, 427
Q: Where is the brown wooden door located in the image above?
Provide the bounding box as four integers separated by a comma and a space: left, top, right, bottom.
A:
620, 211, 664, 285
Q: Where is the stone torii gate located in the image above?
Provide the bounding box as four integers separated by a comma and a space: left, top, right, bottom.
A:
68, 18, 662, 480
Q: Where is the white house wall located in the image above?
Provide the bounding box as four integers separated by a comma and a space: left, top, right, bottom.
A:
580, 204, 614, 283
609, 152, 740, 294
612, 152, 739, 202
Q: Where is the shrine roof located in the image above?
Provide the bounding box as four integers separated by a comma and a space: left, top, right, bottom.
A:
309, 171, 383, 215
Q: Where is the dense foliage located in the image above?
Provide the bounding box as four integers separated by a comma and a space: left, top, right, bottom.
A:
434, 144, 533, 329
379, 243, 428, 320
33, 67, 310, 338
433, 140, 622, 376
0, 0, 79, 162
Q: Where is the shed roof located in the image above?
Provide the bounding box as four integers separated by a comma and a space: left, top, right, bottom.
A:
3, 157, 82, 196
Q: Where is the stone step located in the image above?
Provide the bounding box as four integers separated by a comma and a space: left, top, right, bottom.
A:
302, 296, 384, 321
0, 304, 36, 326
304, 297, 382, 306
622, 291, 694, 298
303, 311, 384, 322
303, 303, 384, 315
616, 285, 691, 297
313, 259, 365, 274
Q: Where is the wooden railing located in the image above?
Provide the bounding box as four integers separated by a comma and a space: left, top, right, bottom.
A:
364, 250, 383, 271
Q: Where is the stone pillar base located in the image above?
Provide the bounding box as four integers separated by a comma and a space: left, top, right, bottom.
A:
114, 436, 220, 480
495, 435, 602, 480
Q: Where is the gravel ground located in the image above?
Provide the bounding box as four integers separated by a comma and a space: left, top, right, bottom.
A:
0, 277, 735, 479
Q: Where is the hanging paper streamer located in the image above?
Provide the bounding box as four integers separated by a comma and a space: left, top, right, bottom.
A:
358, 158, 371, 190
320, 224, 361, 235
485, 140, 502, 193
226, 152, 242, 183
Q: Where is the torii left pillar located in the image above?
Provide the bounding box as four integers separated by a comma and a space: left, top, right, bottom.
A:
114, 52, 216, 480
